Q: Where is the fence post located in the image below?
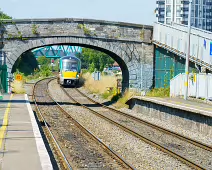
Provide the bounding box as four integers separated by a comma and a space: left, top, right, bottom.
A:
205, 74, 208, 100
196, 74, 199, 99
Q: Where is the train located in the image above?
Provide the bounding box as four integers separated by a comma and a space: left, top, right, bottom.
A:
57, 55, 81, 86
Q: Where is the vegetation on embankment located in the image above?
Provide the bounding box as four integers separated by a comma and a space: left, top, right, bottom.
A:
113, 90, 136, 108
82, 72, 117, 95
11, 79, 25, 94
82, 72, 171, 109
146, 88, 170, 97
12, 53, 55, 82
11, 54, 55, 93
82, 72, 137, 108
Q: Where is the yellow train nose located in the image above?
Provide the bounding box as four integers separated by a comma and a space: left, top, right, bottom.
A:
63, 71, 77, 78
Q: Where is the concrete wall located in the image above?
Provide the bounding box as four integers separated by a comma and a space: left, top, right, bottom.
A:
127, 98, 212, 136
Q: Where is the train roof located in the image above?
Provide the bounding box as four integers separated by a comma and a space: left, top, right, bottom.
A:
60, 55, 80, 61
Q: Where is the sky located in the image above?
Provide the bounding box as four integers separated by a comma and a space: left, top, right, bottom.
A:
1, 0, 156, 25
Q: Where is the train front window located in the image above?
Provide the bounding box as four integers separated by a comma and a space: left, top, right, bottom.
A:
63, 62, 77, 72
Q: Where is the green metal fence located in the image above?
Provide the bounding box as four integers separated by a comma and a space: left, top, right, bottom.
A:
155, 46, 196, 88
0, 65, 8, 93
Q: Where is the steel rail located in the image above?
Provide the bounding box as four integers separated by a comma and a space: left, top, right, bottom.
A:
47, 80, 135, 170
33, 78, 73, 170
75, 88, 212, 152
61, 87, 206, 170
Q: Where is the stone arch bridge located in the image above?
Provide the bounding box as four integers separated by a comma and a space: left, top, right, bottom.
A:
0, 18, 153, 91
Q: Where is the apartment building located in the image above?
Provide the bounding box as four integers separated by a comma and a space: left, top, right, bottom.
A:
155, 0, 212, 32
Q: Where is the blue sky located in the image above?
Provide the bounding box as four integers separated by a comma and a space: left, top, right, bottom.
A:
1, 0, 156, 25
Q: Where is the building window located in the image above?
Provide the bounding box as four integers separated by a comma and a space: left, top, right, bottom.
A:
166, 18, 171, 24
166, 5, 171, 17
176, 10, 181, 17
166, 0, 172, 4
176, 0, 181, 4
176, 18, 181, 23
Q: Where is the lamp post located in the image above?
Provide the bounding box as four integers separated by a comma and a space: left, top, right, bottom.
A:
184, 0, 192, 100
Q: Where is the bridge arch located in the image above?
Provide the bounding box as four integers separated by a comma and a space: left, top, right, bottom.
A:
9, 38, 131, 90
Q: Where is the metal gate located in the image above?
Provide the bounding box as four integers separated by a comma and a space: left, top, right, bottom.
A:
0, 65, 8, 93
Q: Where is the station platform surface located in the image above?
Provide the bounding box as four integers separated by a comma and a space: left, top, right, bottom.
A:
133, 96, 212, 117
0, 94, 53, 170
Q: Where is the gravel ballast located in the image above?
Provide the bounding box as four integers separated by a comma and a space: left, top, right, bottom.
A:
49, 80, 191, 170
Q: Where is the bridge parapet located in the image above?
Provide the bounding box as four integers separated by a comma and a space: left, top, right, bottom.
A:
0, 18, 153, 43
153, 22, 212, 71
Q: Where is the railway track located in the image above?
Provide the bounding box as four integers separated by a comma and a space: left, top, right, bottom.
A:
33, 78, 134, 170
33, 78, 72, 170
62, 86, 212, 170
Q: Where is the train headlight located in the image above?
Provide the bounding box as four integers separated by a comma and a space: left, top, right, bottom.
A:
76, 74, 79, 78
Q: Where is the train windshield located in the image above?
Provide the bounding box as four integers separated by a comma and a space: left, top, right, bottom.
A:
63, 61, 78, 72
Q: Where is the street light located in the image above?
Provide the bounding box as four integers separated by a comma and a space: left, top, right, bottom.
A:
184, 0, 192, 100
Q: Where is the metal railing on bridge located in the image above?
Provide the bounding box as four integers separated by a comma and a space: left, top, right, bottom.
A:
170, 73, 212, 100
153, 22, 212, 71
32, 45, 82, 58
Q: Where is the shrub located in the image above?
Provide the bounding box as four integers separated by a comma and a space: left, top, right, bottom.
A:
146, 88, 170, 97
113, 90, 136, 109
11, 80, 25, 94
82, 72, 116, 94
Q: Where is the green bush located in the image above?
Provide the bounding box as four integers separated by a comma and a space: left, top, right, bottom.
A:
39, 65, 53, 77
146, 88, 170, 97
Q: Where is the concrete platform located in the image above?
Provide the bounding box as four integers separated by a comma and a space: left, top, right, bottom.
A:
127, 96, 212, 136
0, 94, 53, 170
132, 96, 212, 117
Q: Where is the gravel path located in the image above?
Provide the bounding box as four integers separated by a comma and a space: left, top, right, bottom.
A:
49, 79, 191, 170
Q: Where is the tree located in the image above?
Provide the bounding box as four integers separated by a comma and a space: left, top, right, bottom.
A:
37, 56, 51, 66
0, 9, 12, 19
78, 48, 114, 72
12, 51, 39, 76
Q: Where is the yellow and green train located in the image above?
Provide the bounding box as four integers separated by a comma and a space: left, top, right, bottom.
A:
57, 55, 81, 86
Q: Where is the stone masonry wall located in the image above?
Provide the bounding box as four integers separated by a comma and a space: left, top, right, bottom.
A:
0, 18, 153, 91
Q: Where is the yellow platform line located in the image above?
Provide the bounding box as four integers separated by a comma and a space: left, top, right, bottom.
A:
0, 94, 13, 149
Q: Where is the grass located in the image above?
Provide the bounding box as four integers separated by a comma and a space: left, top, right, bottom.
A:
146, 88, 170, 97
82, 72, 117, 95
11, 80, 26, 94
82, 72, 171, 109
113, 90, 137, 109
82, 72, 138, 108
